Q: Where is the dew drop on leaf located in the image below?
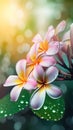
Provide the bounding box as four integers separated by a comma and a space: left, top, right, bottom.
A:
32, 95, 65, 121
0, 90, 30, 118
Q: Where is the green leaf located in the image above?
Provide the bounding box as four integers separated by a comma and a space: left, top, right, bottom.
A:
0, 90, 30, 118
32, 96, 65, 121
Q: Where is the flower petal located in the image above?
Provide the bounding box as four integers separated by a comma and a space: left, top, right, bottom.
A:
27, 43, 37, 61
46, 41, 59, 55
33, 65, 45, 83
32, 34, 42, 43
45, 66, 58, 84
45, 26, 55, 41
56, 20, 66, 34
39, 56, 56, 67
30, 87, 46, 110
4, 75, 21, 87
23, 78, 37, 90
70, 23, 73, 48
62, 31, 70, 42
10, 85, 22, 101
26, 65, 34, 76
16, 59, 26, 79
46, 84, 62, 99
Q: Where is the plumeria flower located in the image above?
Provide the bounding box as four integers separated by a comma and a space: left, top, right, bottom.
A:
32, 20, 66, 56
30, 65, 62, 110
4, 59, 37, 101
27, 42, 56, 74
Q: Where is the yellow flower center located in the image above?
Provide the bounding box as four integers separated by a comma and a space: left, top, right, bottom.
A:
38, 40, 49, 53
31, 54, 42, 65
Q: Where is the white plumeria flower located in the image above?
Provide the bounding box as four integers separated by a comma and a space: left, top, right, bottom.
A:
4, 59, 37, 101
32, 20, 66, 56
26, 42, 56, 75
30, 65, 62, 110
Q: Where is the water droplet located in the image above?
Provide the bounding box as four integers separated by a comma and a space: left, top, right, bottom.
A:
25, 101, 28, 104
20, 101, 24, 104
41, 116, 44, 119
22, 95, 25, 98
54, 119, 57, 121
43, 106, 48, 110
61, 111, 63, 114
9, 113, 12, 116
49, 116, 51, 119
0, 110, 3, 114
48, 114, 50, 116
4, 114, 7, 117
44, 112, 47, 114
18, 105, 20, 108
52, 110, 56, 113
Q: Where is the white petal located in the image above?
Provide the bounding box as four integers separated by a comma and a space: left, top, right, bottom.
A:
32, 34, 42, 43
56, 20, 66, 34
4, 75, 21, 87
16, 59, 26, 79
45, 66, 58, 84
46, 84, 62, 99
40, 56, 56, 67
30, 88, 46, 110
33, 65, 45, 83
10, 86, 22, 101
46, 41, 59, 55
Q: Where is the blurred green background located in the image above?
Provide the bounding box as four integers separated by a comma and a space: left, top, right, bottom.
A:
0, 0, 73, 130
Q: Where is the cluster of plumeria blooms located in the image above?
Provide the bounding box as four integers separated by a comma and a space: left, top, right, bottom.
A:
4, 20, 73, 110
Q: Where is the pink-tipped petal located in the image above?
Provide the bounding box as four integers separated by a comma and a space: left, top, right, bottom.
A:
45, 26, 55, 41
56, 20, 66, 34
39, 56, 56, 67
62, 31, 70, 42
23, 78, 37, 90
30, 88, 46, 110
10, 86, 22, 101
45, 66, 58, 84
32, 34, 42, 43
70, 23, 73, 48
46, 84, 62, 99
4, 75, 21, 87
27, 43, 38, 61
16, 59, 26, 79
46, 42, 59, 55
33, 65, 45, 83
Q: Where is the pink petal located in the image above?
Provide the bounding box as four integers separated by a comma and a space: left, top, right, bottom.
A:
70, 23, 73, 48
62, 31, 70, 42
4, 75, 21, 87
23, 78, 37, 90
45, 26, 55, 41
33, 65, 45, 83
27, 43, 39, 63
45, 66, 58, 84
56, 20, 66, 34
39, 56, 56, 67
10, 86, 22, 101
46, 84, 62, 99
16, 59, 26, 79
32, 34, 42, 43
46, 41, 59, 55
30, 88, 46, 110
